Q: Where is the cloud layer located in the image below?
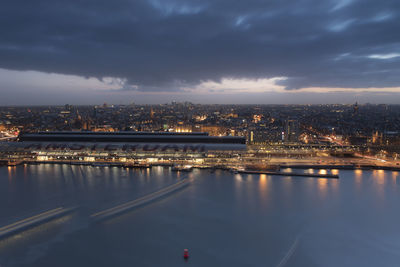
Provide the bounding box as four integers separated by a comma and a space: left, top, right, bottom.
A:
1, 0, 400, 92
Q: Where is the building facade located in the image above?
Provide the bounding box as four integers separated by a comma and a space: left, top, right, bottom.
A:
0, 132, 246, 167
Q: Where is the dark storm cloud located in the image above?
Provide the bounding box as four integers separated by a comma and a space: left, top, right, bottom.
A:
1, 0, 400, 91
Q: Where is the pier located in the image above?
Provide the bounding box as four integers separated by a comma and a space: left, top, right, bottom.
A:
238, 170, 339, 179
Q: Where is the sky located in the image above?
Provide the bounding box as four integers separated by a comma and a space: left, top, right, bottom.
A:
1, 0, 400, 105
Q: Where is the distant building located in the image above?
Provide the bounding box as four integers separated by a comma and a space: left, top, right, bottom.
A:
284, 120, 299, 142
150, 108, 155, 119
371, 131, 382, 145
353, 102, 359, 115
200, 126, 226, 136
174, 125, 192, 133
349, 136, 368, 146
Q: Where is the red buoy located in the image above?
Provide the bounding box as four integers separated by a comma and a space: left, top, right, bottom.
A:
183, 249, 189, 260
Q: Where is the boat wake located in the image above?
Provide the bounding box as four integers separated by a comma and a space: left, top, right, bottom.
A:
276, 234, 301, 267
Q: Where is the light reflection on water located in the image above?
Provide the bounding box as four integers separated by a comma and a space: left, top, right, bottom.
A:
23, 165, 28, 181
234, 174, 242, 182
317, 178, 328, 198
7, 166, 15, 182
0, 213, 74, 251
259, 174, 267, 190
258, 174, 268, 205
372, 169, 386, 193
331, 169, 339, 175
331, 177, 339, 193
392, 171, 398, 186
355, 169, 363, 190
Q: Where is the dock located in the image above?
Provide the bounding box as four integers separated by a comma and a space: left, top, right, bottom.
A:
238, 170, 339, 179
280, 164, 400, 172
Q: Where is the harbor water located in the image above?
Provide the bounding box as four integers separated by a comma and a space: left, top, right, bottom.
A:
0, 164, 399, 266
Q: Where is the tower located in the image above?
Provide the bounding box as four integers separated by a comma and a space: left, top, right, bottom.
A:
285, 120, 299, 142
150, 107, 155, 119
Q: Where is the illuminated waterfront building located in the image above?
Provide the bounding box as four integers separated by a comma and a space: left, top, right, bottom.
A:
0, 132, 246, 166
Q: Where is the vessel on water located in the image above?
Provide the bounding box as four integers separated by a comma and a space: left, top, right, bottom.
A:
124, 162, 151, 168
172, 165, 193, 172
7, 160, 23, 166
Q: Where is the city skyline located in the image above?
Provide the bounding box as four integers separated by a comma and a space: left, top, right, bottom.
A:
2, 1, 400, 265
1, 0, 400, 104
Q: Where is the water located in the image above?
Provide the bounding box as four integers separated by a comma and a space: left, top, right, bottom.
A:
0, 165, 400, 266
